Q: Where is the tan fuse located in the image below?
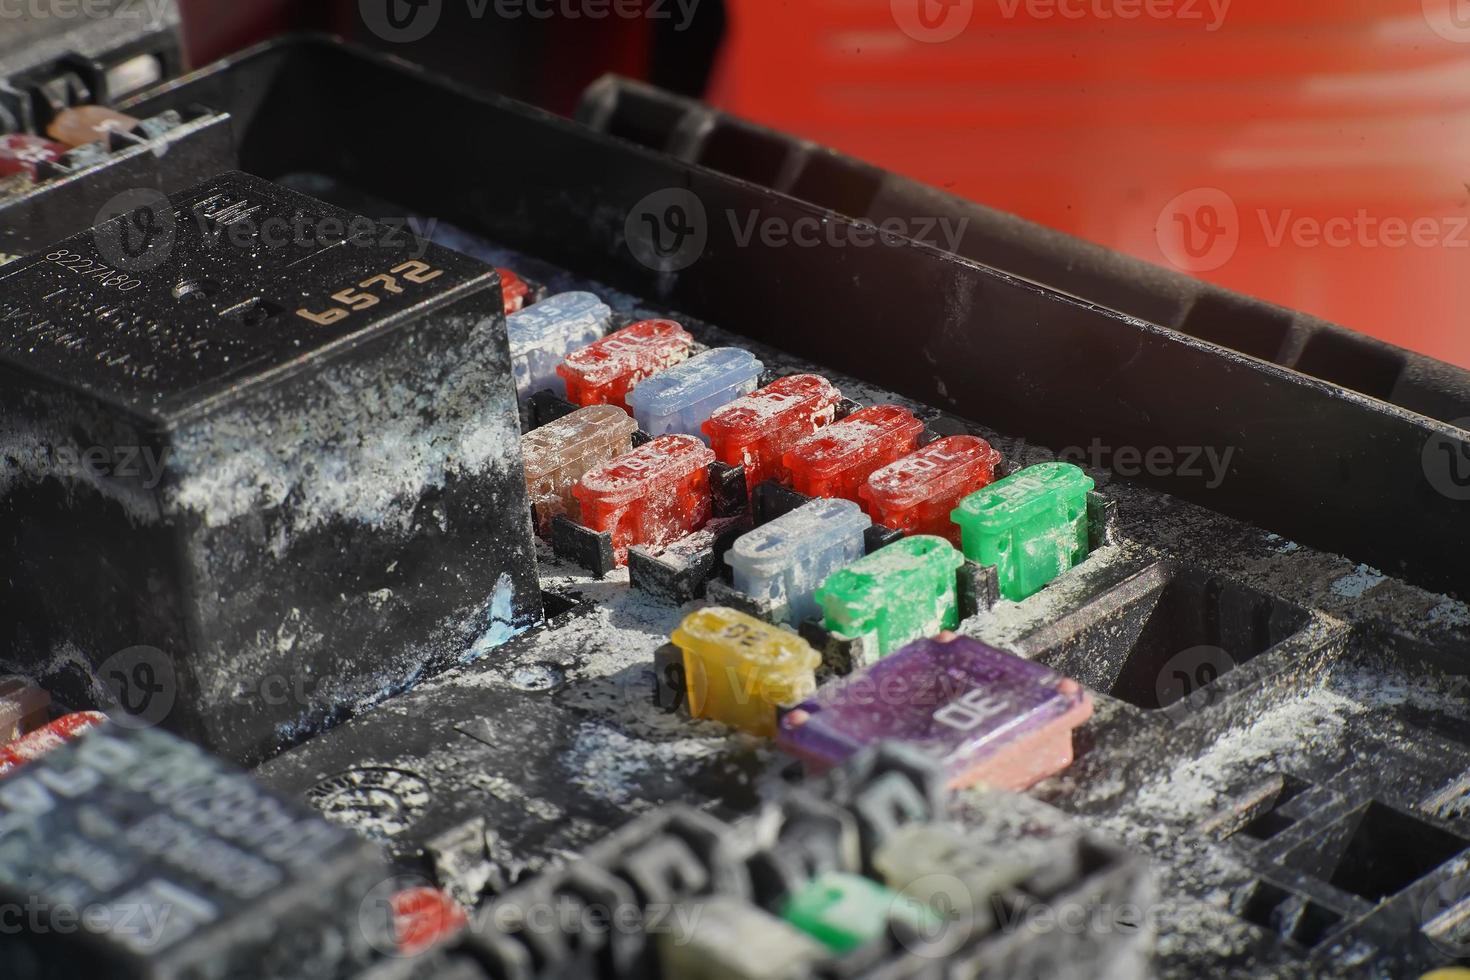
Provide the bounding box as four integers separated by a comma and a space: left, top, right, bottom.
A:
523, 405, 639, 535
0, 676, 50, 742
47, 106, 140, 147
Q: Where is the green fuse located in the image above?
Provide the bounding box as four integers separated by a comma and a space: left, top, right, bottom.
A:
782, 871, 939, 954
814, 535, 963, 656
951, 461, 1095, 602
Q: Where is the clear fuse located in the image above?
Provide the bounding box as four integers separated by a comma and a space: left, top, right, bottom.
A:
507, 291, 612, 406
627, 347, 764, 442
726, 497, 871, 626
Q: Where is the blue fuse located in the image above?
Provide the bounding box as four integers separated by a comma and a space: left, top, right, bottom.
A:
506, 291, 612, 404
627, 347, 764, 441
727, 498, 871, 625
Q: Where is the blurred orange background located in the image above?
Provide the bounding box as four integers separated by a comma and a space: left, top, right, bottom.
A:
708, 0, 1470, 369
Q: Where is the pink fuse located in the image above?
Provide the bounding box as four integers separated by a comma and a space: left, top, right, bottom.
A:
573, 434, 716, 564
783, 405, 924, 501
860, 435, 1002, 542
0, 134, 68, 178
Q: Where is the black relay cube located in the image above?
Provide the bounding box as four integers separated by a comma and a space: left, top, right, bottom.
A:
0, 172, 542, 764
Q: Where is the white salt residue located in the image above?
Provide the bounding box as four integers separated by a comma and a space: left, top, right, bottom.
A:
1329, 563, 1386, 600
1328, 661, 1470, 719
561, 720, 725, 808
164, 316, 522, 537
1261, 533, 1300, 554
1104, 689, 1361, 847
1427, 596, 1470, 630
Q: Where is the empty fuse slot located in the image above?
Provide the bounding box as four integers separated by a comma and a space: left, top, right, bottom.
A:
1104, 567, 1310, 711
1179, 292, 1294, 363
1291, 329, 1405, 402
1198, 773, 1312, 841
1279, 801, 1470, 903
1034, 563, 1312, 712
1238, 775, 1311, 841
1236, 880, 1343, 950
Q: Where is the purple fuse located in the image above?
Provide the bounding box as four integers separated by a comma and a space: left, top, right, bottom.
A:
777, 634, 1093, 791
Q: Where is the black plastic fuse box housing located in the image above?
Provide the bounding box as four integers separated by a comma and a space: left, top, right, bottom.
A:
0, 171, 543, 765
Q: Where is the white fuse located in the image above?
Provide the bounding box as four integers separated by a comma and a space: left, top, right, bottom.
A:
506, 291, 611, 405
726, 497, 871, 626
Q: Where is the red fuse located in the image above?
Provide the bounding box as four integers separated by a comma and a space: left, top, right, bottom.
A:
0, 134, 68, 179
391, 887, 468, 957
860, 435, 1002, 542
783, 405, 924, 501
703, 374, 842, 492
0, 711, 107, 777
556, 319, 694, 411
497, 267, 530, 314
573, 434, 715, 564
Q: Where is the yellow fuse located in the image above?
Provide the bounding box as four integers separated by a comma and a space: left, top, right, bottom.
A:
674, 607, 821, 737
